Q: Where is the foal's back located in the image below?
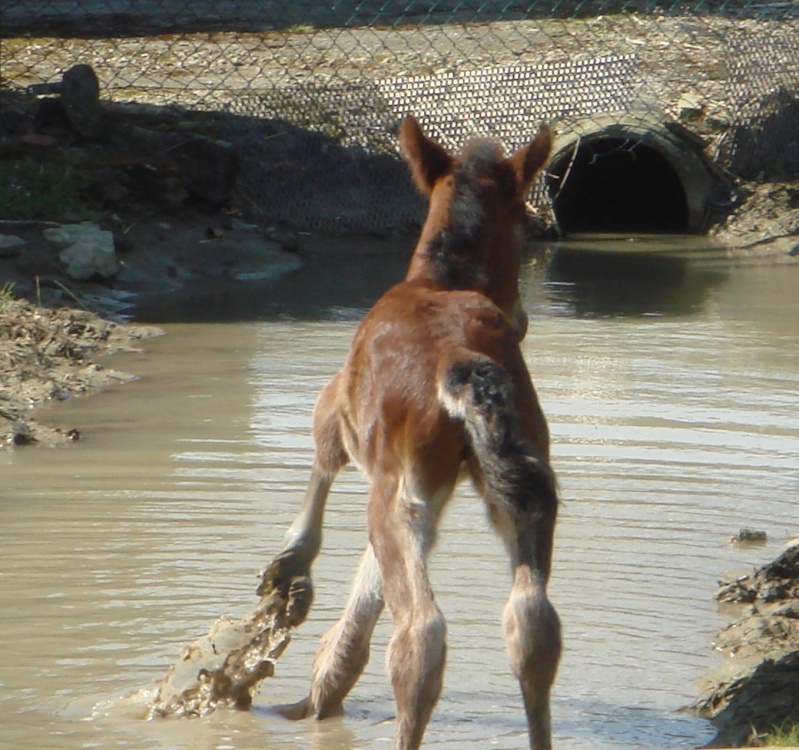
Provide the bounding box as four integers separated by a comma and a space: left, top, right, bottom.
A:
339, 279, 550, 492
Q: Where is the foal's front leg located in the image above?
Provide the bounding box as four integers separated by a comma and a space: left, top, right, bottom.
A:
257, 467, 334, 623
277, 542, 384, 720
258, 375, 348, 622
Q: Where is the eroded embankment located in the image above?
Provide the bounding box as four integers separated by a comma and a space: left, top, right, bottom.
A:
692, 544, 799, 747
0, 298, 162, 447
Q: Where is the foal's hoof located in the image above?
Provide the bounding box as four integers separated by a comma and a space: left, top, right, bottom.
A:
285, 575, 313, 626
274, 696, 314, 721
257, 551, 314, 626
274, 695, 344, 721
257, 547, 310, 597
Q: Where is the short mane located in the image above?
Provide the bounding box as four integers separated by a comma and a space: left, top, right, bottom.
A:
428, 139, 506, 290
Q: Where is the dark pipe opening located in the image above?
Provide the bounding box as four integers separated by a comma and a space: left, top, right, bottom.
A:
547, 137, 690, 234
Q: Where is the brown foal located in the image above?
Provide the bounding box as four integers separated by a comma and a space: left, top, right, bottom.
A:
259, 116, 561, 750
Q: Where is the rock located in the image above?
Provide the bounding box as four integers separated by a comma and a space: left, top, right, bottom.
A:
60, 64, 102, 138
44, 223, 118, 280
11, 420, 38, 446
0, 234, 26, 257
44, 222, 97, 249
677, 90, 704, 122
59, 241, 118, 281
170, 136, 238, 206
731, 528, 768, 546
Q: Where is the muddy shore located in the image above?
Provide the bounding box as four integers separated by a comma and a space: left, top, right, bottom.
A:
692, 543, 799, 748
0, 298, 162, 447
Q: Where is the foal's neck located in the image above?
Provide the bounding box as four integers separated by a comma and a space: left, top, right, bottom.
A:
405, 225, 523, 318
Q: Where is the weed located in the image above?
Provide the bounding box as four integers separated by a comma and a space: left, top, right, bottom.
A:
0, 282, 15, 314
0, 155, 99, 221
761, 722, 799, 746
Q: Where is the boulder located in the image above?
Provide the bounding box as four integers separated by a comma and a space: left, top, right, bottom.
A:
44, 223, 118, 280
61, 63, 102, 138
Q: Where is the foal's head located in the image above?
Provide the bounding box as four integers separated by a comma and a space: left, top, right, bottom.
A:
399, 117, 552, 339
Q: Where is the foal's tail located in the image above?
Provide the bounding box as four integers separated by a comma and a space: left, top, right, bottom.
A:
438, 356, 558, 554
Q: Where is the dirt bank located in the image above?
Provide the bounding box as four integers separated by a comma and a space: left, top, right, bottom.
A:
692, 543, 799, 747
0, 298, 162, 447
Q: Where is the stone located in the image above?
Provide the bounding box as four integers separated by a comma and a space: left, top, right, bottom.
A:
44, 223, 117, 280
731, 528, 768, 545
43, 222, 100, 249
0, 234, 26, 257
677, 90, 704, 122
60, 63, 102, 138
58, 240, 118, 281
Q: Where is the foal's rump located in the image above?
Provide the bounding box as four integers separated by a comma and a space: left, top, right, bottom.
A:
438, 352, 556, 510
350, 281, 552, 485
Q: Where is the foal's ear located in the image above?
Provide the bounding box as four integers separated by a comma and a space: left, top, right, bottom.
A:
505, 124, 553, 196
399, 116, 453, 196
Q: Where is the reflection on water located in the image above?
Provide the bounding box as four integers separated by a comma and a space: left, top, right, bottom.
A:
534, 235, 734, 320
1, 238, 798, 750
136, 238, 413, 324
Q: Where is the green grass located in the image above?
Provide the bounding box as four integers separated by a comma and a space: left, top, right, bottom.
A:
0, 155, 99, 221
761, 722, 799, 746
0, 282, 15, 315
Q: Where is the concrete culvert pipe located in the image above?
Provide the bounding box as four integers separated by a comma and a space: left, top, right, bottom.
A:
545, 117, 726, 235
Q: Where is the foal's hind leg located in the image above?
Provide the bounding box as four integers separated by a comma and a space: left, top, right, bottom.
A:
443, 355, 561, 750
368, 476, 448, 750
488, 494, 561, 750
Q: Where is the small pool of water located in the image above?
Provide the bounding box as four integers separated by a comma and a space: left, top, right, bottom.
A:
2, 240, 797, 749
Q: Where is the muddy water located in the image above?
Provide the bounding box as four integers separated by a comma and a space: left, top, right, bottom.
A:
2, 243, 798, 750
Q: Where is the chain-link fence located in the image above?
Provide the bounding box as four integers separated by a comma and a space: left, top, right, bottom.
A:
2, 1, 799, 231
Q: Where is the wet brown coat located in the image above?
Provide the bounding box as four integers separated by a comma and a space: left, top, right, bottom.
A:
261, 117, 561, 750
